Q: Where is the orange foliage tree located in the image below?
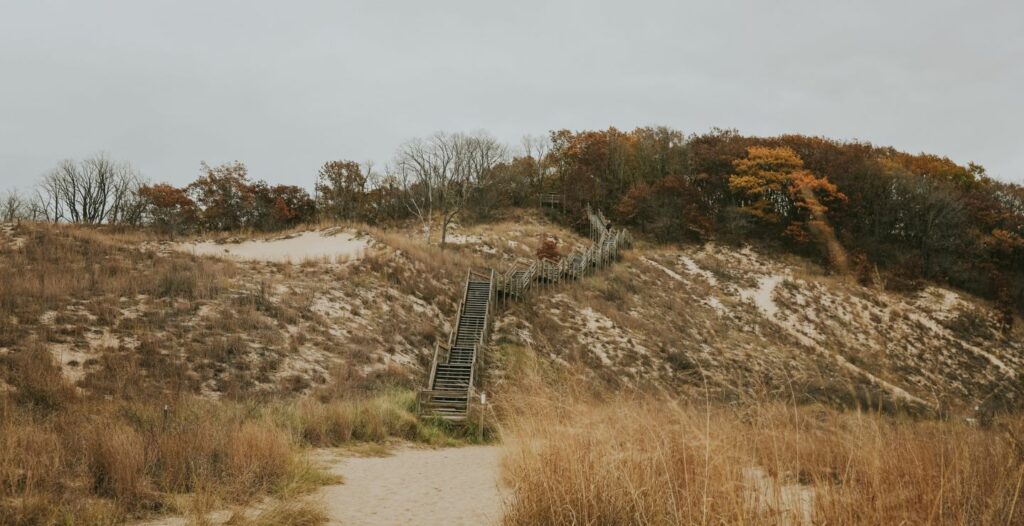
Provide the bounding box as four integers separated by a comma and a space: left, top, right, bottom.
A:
259, 184, 313, 229
186, 161, 254, 231
729, 146, 847, 243
138, 183, 196, 235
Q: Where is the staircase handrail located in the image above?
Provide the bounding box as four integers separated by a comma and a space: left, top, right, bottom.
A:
426, 342, 442, 389
447, 298, 464, 349
479, 268, 495, 346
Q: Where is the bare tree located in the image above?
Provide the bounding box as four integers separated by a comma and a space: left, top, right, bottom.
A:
395, 132, 507, 246
394, 134, 453, 243
0, 190, 25, 222
37, 153, 145, 225
521, 134, 551, 193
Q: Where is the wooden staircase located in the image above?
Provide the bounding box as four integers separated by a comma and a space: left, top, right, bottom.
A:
418, 205, 632, 422
418, 269, 494, 421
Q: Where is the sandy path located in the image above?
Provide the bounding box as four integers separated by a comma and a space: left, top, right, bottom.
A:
318, 445, 506, 526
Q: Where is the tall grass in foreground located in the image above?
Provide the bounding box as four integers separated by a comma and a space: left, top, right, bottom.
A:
500, 395, 1024, 525
0, 381, 471, 525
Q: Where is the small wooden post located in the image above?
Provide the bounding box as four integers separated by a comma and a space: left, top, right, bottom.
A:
478, 392, 486, 442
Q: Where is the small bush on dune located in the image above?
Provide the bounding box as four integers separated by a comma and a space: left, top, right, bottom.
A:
290, 390, 435, 446
351, 394, 419, 442
156, 261, 199, 299
1, 344, 75, 413
227, 422, 295, 495
84, 422, 150, 505
0, 420, 63, 496
295, 399, 356, 446
152, 415, 227, 493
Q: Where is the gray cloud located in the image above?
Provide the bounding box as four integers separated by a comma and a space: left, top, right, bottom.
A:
1, 0, 1021, 191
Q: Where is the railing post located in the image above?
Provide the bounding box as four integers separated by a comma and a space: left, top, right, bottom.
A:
427, 342, 441, 390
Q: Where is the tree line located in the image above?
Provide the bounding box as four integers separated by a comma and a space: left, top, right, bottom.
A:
545, 127, 1024, 319
2, 127, 1022, 314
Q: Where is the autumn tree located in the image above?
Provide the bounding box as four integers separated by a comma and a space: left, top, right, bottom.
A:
317, 160, 367, 220
729, 146, 848, 265
617, 174, 713, 242
362, 171, 406, 224
548, 127, 691, 220
249, 182, 315, 230
138, 183, 197, 235
483, 156, 535, 210
186, 161, 254, 231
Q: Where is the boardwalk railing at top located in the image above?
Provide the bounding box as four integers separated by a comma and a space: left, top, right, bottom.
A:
496, 205, 631, 300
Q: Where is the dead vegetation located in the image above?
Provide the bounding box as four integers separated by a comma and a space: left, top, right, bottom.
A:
0, 345, 475, 524
0, 221, 498, 524
500, 385, 1024, 525
1, 212, 1022, 524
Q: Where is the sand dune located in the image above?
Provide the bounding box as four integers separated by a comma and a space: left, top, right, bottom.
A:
176, 230, 369, 263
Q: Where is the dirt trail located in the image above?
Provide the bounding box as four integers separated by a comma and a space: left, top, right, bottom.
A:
318, 445, 506, 525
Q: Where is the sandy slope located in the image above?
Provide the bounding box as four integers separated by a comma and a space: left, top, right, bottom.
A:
175, 230, 369, 263
317, 445, 506, 526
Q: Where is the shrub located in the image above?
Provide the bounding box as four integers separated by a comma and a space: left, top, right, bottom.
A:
84, 422, 149, 504
226, 421, 294, 494
1, 344, 75, 413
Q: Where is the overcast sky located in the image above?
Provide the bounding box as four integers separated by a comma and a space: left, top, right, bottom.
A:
1, 0, 1022, 192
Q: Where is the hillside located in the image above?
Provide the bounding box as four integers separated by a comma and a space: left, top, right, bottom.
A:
3, 211, 1019, 415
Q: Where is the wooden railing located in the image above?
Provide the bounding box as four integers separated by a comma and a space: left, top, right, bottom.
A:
496, 204, 631, 299
540, 193, 562, 207
420, 207, 631, 421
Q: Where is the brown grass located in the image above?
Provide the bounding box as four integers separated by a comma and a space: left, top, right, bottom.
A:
84, 422, 149, 503
0, 384, 475, 524
225, 500, 328, 526
0, 224, 233, 321
500, 391, 1024, 525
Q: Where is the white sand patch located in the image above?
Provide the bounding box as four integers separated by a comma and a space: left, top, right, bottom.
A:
730, 271, 931, 406
704, 296, 729, 315
573, 305, 650, 368
740, 275, 784, 318
677, 255, 719, 286
919, 287, 966, 321
445, 233, 485, 245
177, 230, 369, 263
833, 353, 929, 405
87, 329, 120, 351
275, 345, 331, 386
317, 445, 506, 526
445, 233, 499, 254
642, 257, 686, 282
905, 308, 1017, 378
38, 310, 59, 325
49, 344, 90, 383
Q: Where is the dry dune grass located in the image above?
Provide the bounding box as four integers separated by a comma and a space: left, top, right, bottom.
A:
224, 500, 328, 526
0, 223, 233, 339
0, 345, 474, 524
500, 387, 1024, 525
